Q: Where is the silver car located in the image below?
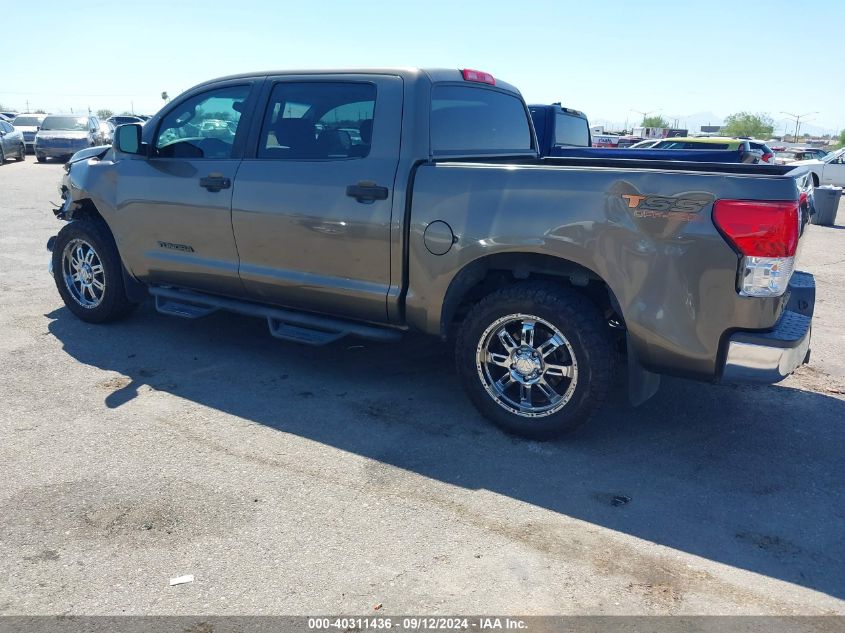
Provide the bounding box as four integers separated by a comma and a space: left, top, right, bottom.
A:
0, 120, 26, 163
35, 115, 101, 163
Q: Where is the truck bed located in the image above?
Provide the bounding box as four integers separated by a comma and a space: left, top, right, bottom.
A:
507, 156, 798, 177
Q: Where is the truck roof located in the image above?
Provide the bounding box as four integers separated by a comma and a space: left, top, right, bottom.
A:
188, 68, 522, 96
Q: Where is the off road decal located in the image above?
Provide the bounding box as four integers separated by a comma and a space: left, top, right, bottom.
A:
621, 194, 710, 220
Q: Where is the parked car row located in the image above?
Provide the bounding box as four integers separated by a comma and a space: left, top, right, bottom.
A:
0, 113, 146, 164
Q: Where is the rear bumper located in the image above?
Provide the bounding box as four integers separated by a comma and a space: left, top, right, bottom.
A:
721, 272, 814, 383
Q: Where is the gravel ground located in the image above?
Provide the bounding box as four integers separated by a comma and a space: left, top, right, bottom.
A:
0, 158, 843, 616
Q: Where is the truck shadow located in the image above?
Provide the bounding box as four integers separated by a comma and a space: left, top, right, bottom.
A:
46, 304, 845, 601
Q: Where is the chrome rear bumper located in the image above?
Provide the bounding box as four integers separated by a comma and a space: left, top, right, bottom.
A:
721, 272, 814, 383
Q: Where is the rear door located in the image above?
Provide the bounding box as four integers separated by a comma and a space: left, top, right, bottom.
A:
231, 74, 403, 322
113, 80, 261, 296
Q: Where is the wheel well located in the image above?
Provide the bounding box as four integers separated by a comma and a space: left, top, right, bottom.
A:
440, 253, 623, 339
812, 173, 819, 187
66, 197, 106, 226
63, 198, 148, 303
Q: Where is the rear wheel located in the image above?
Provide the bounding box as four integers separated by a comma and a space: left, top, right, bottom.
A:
455, 282, 615, 439
52, 219, 138, 323
0, 146, 5, 164
15, 144, 25, 161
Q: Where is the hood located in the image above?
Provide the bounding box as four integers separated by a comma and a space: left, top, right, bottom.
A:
68, 145, 111, 164
15, 125, 39, 133
36, 130, 90, 139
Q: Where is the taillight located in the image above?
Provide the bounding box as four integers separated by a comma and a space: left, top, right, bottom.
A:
713, 199, 799, 297
461, 69, 496, 85
762, 152, 774, 163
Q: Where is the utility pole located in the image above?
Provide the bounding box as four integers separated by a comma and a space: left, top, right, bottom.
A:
630, 109, 658, 125
781, 111, 817, 143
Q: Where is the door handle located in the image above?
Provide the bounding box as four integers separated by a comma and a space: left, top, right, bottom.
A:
346, 181, 389, 203
199, 175, 231, 192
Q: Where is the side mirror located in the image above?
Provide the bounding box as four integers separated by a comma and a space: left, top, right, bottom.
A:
114, 124, 143, 155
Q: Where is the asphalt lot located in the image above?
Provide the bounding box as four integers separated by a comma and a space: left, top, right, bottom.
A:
0, 158, 843, 616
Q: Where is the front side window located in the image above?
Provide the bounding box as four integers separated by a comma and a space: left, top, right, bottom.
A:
155, 85, 250, 159
258, 82, 376, 160
431, 86, 532, 154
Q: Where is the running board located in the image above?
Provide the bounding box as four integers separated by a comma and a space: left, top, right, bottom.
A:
148, 286, 403, 346
155, 295, 219, 319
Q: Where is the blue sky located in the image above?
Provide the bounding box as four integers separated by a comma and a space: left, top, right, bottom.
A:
4, 0, 843, 134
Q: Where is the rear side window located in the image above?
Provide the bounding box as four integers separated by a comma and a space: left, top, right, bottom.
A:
258, 82, 376, 160
554, 112, 590, 147
431, 86, 532, 154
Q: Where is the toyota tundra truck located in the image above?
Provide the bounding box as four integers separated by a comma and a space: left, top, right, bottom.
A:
48, 68, 816, 439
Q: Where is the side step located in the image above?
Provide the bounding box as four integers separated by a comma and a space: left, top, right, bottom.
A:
148, 286, 403, 346
155, 296, 219, 319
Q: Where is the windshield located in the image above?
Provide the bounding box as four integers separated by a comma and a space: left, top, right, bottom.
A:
13, 115, 43, 127
554, 112, 590, 147
41, 116, 88, 131
824, 149, 845, 163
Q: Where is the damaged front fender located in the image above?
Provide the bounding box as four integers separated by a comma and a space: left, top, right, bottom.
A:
54, 145, 112, 220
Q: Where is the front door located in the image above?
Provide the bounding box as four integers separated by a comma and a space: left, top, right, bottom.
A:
231, 75, 403, 322
112, 82, 259, 296
822, 153, 845, 187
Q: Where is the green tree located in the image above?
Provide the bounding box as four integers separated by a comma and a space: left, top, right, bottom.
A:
837, 129, 845, 149
642, 115, 670, 128
721, 112, 774, 139
97, 109, 114, 120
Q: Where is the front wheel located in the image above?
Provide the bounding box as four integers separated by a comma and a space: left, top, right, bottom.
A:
455, 283, 615, 439
36, 154, 46, 163
52, 219, 138, 323
16, 144, 25, 161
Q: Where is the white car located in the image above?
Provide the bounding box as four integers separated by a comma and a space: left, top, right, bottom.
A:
11, 113, 46, 153
790, 148, 845, 187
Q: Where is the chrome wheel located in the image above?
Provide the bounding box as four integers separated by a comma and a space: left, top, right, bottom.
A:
476, 313, 578, 418
62, 239, 106, 308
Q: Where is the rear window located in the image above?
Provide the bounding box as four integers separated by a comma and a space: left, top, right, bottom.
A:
554, 112, 590, 147
431, 86, 532, 154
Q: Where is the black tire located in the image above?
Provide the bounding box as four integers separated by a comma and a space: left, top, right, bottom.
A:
52, 219, 138, 323
15, 144, 25, 161
0, 146, 4, 164
455, 282, 615, 440
36, 154, 46, 163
